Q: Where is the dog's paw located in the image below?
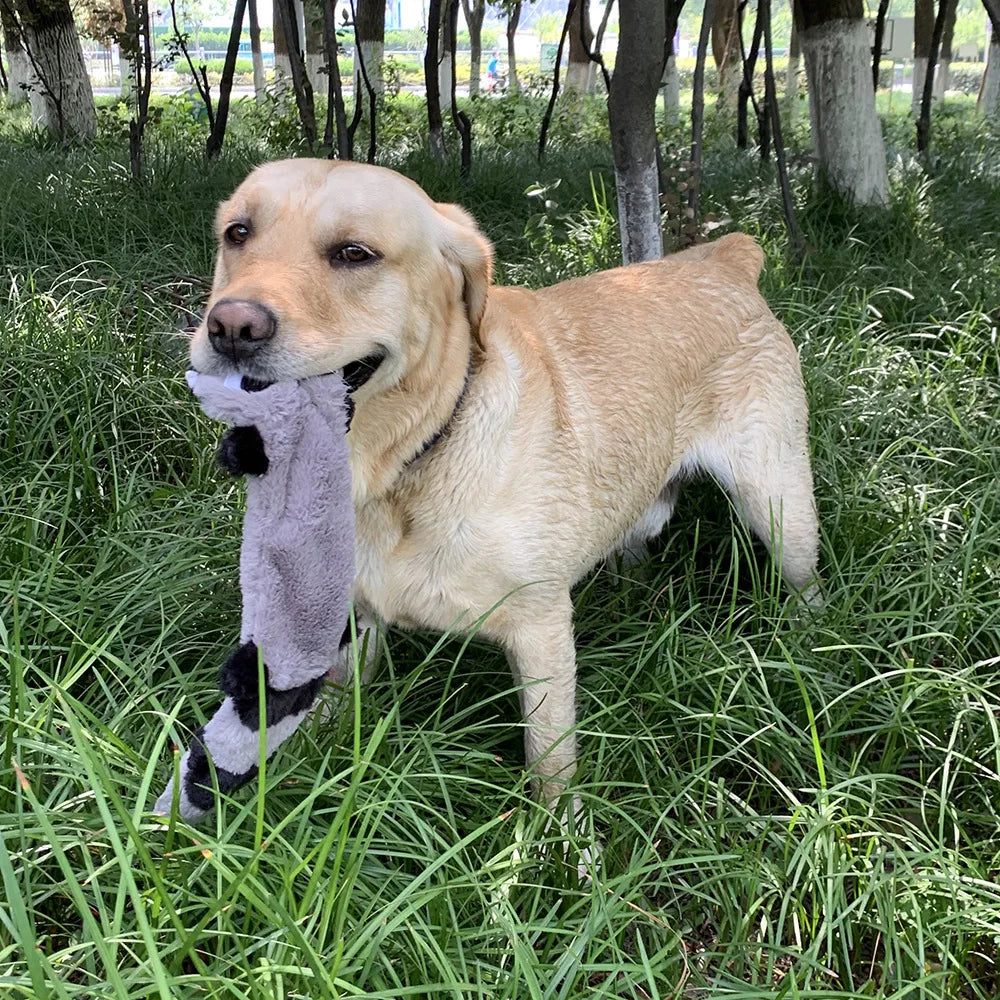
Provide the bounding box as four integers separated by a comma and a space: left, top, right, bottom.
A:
217, 425, 269, 477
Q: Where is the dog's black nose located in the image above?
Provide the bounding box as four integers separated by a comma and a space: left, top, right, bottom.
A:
206, 299, 277, 360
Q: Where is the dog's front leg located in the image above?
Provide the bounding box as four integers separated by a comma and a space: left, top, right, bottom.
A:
502, 594, 579, 809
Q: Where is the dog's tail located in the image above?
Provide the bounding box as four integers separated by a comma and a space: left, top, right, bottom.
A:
670, 233, 765, 289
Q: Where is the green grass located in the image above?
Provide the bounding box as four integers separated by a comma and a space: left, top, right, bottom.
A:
1, 94, 999, 998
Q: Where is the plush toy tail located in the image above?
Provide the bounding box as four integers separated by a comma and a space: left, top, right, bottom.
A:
154, 642, 323, 821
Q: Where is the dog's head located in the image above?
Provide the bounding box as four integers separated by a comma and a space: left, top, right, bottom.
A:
190, 159, 493, 388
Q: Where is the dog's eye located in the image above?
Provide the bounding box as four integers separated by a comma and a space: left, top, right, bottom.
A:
225, 223, 250, 247
331, 243, 377, 265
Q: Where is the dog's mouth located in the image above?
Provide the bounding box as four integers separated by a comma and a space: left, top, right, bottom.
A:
230, 351, 386, 395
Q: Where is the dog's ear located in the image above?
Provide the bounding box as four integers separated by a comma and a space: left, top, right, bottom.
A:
435, 202, 493, 349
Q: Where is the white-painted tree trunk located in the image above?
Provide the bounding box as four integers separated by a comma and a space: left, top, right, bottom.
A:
911, 55, 927, 114
785, 51, 799, 118
5, 44, 31, 106
933, 58, 949, 99
274, 53, 292, 88
800, 17, 888, 206
615, 160, 662, 264
438, 49, 452, 112
23, 18, 96, 140
563, 59, 590, 96
306, 52, 324, 93
354, 39, 383, 95
661, 54, 679, 124
980, 35, 1000, 118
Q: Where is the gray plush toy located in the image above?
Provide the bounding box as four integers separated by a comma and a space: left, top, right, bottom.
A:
154, 370, 355, 822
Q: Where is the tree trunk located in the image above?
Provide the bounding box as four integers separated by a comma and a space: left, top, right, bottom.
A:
322, 0, 348, 157
785, 16, 799, 117
978, 23, 1000, 117
564, 0, 592, 96
917, 0, 947, 154
14, 0, 96, 140
446, 0, 472, 175
206, 0, 248, 158
712, 0, 742, 109
609, 0, 664, 263
438, 0, 453, 113
461, 0, 484, 97
274, 0, 316, 144
248, 0, 266, 101
661, 50, 679, 124
688, 0, 716, 237
273, 0, 291, 85
871, 0, 889, 90
424, 0, 445, 160
304, 0, 324, 94
933, 0, 957, 99
1, 0, 30, 105
912, 0, 932, 114
355, 0, 384, 95
506, 1, 520, 93
796, 1, 889, 206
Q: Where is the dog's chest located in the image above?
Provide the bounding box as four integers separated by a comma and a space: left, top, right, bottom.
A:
352, 498, 512, 632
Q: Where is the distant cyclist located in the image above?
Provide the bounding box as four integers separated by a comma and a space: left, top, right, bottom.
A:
486, 50, 499, 92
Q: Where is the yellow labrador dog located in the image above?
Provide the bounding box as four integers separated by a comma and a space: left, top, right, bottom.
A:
189, 159, 819, 807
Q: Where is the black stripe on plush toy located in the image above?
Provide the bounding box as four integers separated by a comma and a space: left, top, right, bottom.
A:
219, 641, 325, 730
183, 725, 259, 812
217, 426, 269, 477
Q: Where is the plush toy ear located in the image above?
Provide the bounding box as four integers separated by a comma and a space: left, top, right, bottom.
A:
435, 202, 493, 349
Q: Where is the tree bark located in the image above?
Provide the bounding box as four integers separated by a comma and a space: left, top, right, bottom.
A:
661, 2, 683, 127
796, 1, 889, 206
424, 0, 445, 161
563, 0, 592, 95
711, 0, 742, 109
784, 15, 799, 117
978, 17, 1000, 116
447, 0, 472, 176
355, 0, 384, 95
737, 0, 765, 150
274, 0, 316, 144
304, 0, 324, 94
206, 0, 248, 158
248, 0, 266, 101
322, 0, 348, 157
871, 0, 889, 91
12, 0, 96, 140
438, 0, 453, 112
461, 0, 484, 97
608, 0, 664, 263
506, 1, 520, 92
689, 0, 716, 237
1, 0, 29, 105
538, 0, 573, 160
273, 0, 291, 85
932, 0, 957, 99
917, 0, 947, 154
912, 0, 932, 114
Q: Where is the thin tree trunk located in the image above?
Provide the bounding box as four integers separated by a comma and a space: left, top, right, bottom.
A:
274, 0, 316, 145
762, 0, 802, 256
688, 0, 717, 237
933, 0, 957, 98
871, 0, 889, 91
608, 0, 664, 263
248, 0, 266, 101
712, 0, 742, 109
564, 0, 591, 95
447, 0, 472, 176
424, 0, 445, 160
917, 0, 948, 154
912, 0, 932, 114
323, 0, 348, 156
538, 0, 573, 160
305, 0, 324, 94
437, 0, 453, 112
1, 0, 29, 105
12, 0, 96, 140
796, 0, 889, 206
169, 0, 215, 129
121, 0, 152, 179
206, 0, 248, 158
461, 0, 484, 97
661, 1, 684, 127
506, 1, 520, 92
737, 0, 765, 151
